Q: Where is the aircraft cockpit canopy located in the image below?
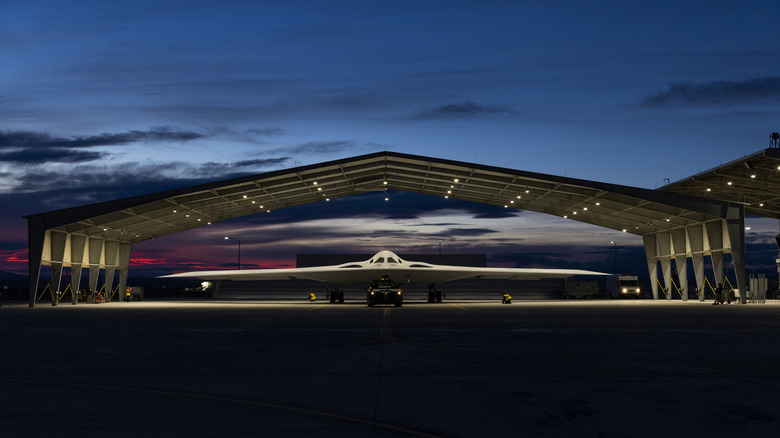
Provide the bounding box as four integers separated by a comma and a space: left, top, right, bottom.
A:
369, 251, 405, 265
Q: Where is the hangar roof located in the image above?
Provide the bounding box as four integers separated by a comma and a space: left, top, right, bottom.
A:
661, 147, 780, 219
26, 151, 735, 244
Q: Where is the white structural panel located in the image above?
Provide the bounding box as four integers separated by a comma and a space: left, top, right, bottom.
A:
643, 219, 743, 303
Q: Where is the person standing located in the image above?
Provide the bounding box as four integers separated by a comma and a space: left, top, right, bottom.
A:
712, 283, 724, 305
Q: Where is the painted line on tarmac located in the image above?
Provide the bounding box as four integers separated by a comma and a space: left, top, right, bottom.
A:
381, 307, 393, 339
0, 377, 441, 438
446, 303, 468, 310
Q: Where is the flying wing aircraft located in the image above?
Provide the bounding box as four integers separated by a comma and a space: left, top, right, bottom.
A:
162, 250, 608, 305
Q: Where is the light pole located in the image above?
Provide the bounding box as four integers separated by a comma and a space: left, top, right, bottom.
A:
224, 236, 241, 270
610, 241, 617, 274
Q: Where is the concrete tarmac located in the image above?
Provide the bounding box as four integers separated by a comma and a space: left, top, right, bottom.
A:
1, 299, 779, 437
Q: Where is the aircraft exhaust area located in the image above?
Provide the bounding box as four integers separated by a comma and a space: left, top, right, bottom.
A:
2, 299, 779, 437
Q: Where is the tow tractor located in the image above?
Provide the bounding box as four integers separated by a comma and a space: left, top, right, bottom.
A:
366, 276, 403, 307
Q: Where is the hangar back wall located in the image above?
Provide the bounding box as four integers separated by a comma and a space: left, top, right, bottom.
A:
26, 150, 762, 306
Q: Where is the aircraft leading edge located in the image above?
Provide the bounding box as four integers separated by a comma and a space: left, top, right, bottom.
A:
162, 251, 608, 305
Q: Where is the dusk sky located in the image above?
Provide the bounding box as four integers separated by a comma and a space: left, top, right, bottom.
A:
3, 1, 780, 278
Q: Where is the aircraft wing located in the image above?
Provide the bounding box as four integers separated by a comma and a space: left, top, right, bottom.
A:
161, 263, 606, 284
404, 266, 608, 283
161, 265, 366, 283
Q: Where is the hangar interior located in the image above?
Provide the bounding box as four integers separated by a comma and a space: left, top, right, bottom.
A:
25, 149, 780, 307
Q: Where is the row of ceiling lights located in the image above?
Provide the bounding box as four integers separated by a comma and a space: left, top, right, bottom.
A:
312, 177, 684, 234
704, 180, 766, 207
560, 200, 635, 232
97, 209, 217, 239
441, 177, 536, 206
444, 178, 458, 198
312, 181, 331, 201
312, 176, 538, 206
102, 192, 279, 239
166, 197, 275, 227
99, 226, 142, 238
502, 190, 531, 207
240, 195, 273, 211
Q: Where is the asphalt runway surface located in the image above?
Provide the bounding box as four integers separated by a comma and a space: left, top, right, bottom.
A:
2, 298, 779, 437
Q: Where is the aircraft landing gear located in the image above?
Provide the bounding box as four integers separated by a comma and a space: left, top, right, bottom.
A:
329, 284, 346, 303
427, 283, 443, 303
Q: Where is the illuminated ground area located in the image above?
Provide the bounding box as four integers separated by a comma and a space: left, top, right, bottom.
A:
2, 300, 779, 437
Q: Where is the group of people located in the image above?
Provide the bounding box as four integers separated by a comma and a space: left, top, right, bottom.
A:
712, 283, 732, 305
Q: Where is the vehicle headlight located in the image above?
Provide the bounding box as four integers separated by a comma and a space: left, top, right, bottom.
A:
370, 291, 374, 295
397, 291, 402, 295
635, 288, 640, 293
622, 288, 627, 293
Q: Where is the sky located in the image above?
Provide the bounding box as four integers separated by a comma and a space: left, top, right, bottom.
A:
2, 0, 780, 279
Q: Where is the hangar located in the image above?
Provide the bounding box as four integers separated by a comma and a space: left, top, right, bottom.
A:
25, 149, 780, 307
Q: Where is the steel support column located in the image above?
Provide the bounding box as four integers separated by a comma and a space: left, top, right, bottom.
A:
705, 221, 725, 287
49, 231, 68, 306
725, 205, 747, 304
687, 224, 706, 301
70, 234, 87, 305
643, 234, 659, 300
671, 228, 688, 301
27, 217, 47, 307
104, 240, 119, 302
656, 231, 672, 300
117, 242, 132, 302
711, 251, 724, 289
88, 238, 104, 293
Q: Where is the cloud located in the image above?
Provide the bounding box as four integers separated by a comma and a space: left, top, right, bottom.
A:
4, 157, 291, 211
383, 212, 420, 220
258, 140, 363, 157
0, 125, 289, 166
247, 127, 284, 136
0, 148, 108, 163
200, 157, 291, 174
471, 210, 521, 219
438, 227, 498, 237
232, 158, 290, 168
204, 126, 285, 144
639, 76, 780, 107
409, 101, 516, 120
0, 126, 204, 148
290, 141, 357, 154
357, 226, 498, 240
0, 126, 207, 164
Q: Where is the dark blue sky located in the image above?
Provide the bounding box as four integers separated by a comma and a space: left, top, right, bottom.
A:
2, 1, 780, 275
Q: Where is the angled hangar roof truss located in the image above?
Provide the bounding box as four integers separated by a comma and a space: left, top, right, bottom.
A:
25, 151, 747, 306
661, 147, 780, 219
